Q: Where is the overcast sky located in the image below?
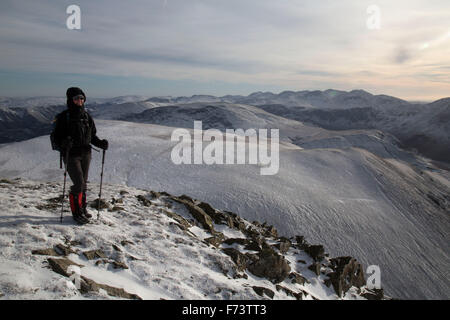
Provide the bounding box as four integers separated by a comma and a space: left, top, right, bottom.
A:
0, 0, 449, 100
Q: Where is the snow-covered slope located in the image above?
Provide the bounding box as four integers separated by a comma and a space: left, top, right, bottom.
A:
87, 101, 158, 121
120, 102, 317, 136
256, 99, 450, 163
0, 120, 448, 299
0, 104, 65, 144
0, 178, 382, 300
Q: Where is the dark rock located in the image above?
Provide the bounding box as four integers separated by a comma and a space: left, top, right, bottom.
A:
244, 240, 262, 252
223, 215, 235, 229
89, 198, 111, 210
308, 262, 321, 276
223, 238, 250, 246
54, 244, 76, 256
95, 259, 109, 266
243, 226, 261, 239
149, 191, 160, 199
83, 249, 107, 260
222, 248, 249, 272
47, 258, 84, 277
111, 197, 123, 204
111, 206, 124, 212
179, 194, 194, 203
326, 256, 366, 297
275, 238, 291, 254
110, 260, 129, 270
159, 191, 171, 197
295, 235, 305, 246
252, 286, 274, 299
262, 224, 278, 238
69, 240, 82, 247
304, 244, 325, 262
224, 211, 246, 232
120, 240, 135, 246
233, 272, 248, 280
247, 246, 291, 283
197, 202, 225, 224
32, 248, 59, 256
245, 252, 259, 265
79, 276, 141, 299
172, 197, 215, 233
275, 285, 303, 300
164, 210, 192, 230
36, 202, 60, 211
112, 244, 122, 252
289, 272, 307, 285
136, 195, 152, 207
361, 288, 384, 300
205, 233, 225, 248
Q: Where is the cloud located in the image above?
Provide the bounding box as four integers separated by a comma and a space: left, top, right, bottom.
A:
0, 0, 449, 100
392, 47, 412, 64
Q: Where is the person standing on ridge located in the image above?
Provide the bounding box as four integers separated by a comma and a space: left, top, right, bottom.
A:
51, 87, 108, 224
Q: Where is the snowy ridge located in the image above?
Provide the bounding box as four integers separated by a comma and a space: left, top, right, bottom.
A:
0, 120, 448, 299
0, 178, 383, 300
1, 90, 448, 163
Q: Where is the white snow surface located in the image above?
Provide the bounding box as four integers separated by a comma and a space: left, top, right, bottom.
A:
0, 120, 449, 299
0, 178, 362, 300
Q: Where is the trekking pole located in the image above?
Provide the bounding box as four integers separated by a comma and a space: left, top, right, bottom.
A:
97, 149, 106, 220
60, 147, 70, 223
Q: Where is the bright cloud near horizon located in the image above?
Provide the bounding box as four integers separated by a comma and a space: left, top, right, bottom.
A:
0, 0, 449, 101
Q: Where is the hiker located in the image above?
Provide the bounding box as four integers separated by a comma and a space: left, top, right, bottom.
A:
51, 87, 108, 224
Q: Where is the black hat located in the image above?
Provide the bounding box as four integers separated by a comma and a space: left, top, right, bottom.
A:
66, 87, 86, 101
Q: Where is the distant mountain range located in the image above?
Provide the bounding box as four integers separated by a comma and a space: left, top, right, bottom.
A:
0, 90, 449, 164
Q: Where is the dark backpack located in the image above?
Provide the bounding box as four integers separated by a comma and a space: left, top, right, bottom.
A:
50, 112, 70, 151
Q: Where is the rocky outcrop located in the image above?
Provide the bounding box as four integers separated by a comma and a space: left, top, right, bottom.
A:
252, 286, 275, 299
162, 192, 380, 298
324, 257, 366, 297
169, 195, 216, 233
361, 288, 384, 300
47, 258, 84, 277
222, 248, 249, 272
83, 249, 107, 260
247, 245, 291, 283
46, 252, 139, 299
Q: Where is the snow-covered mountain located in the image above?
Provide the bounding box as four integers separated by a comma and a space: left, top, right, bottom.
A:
1, 90, 447, 163
0, 95, 150, 109
0, 120, 448, 300
0, 177, 383, 300
254, 98, 450, 164
138, 89, 410, 109
0, 104, 65, 144
88, 101, 159, 121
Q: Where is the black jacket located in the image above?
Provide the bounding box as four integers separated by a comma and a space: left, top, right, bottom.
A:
52, 106, 102, 156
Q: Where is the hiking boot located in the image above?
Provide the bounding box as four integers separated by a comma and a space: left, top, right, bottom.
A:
81, 192, 92, 219
70, 192, 90, 224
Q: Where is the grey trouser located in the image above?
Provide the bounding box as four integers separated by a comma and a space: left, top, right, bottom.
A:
64, 152, 92, 194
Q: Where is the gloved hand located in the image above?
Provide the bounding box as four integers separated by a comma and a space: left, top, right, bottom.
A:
61, 137, 73, 150
99, 139, 108, 150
